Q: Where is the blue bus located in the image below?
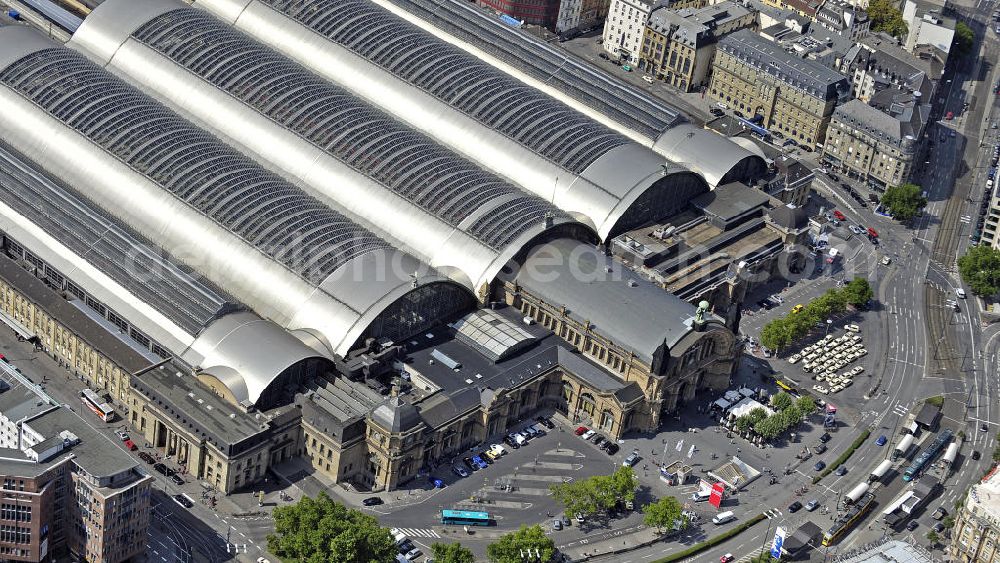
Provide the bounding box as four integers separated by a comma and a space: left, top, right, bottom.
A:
441, 510, 492, 526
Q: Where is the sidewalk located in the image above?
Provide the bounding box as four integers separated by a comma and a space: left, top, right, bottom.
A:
560, 526, 664, 562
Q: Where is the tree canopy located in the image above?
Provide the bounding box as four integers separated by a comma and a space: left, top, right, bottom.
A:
759, 281, 869, 350
550, 467, 637, 517
643, 496, 686, 532
958, 245, 1000, 296
880, 183, 927, 221
868, 0, 909, 38
954, 21, 974, 54
431, 541, 476, 563
771, 391, 794, 411
842, 278, 874, 307
266, 492, 398, 563
487, 525, 556, 563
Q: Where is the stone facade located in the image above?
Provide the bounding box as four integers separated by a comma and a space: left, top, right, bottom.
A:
708, 31, 850, 149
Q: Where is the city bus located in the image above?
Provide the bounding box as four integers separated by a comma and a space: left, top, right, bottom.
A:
441, 510, 492, 526
81, 389, 115, 422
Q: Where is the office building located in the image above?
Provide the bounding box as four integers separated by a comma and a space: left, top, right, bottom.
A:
556, 0, 611, 34
604, 0, 662, 64
951, 468, 1000, 563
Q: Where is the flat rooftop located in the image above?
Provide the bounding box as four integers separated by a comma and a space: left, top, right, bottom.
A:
404, 306, 643, 429
131, 365, 279, 455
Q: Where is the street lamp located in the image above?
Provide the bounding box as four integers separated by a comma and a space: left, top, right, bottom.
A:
825, 319, 833, 336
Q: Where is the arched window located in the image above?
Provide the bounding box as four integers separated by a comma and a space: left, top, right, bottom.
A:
561, 381, 574, 402
579, 393, 596, 416
600, 410, 615, 432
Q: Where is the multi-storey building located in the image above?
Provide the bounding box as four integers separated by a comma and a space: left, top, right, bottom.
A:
825, 36, 935, 190
604, 0, 662, 64
902, 0, 955, 56
479, 0, 561, 27
981, 175, 1000, 248
759, 0, 822, 20
0, 359, 151, 563
814, 0, 869, 39
951, 467, 1000, 563
556, 0, 611, 33
640, 1, 755, 91
822, 96, 929, 190
708, 30, 851, 149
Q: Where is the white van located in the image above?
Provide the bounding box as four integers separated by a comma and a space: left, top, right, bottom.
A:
391, 529, 408, 546
956, 288, 967, 299
691, 490, 711, 502
712, 511, 736, 525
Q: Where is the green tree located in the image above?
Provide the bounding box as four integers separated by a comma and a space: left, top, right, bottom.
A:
487, 525, 556, 563
643, 496, 686, 532
735, 414, 755, 434
771, 391, 793, 411
880, 183, 927, 221
796, 395, 817, 416
610, 466, 639, 503
431, 542, 476, 563
842, 278, 874, 307
926, 530, 940, 547
954, 21, 974, 54
266, 492, 397, 563
868, 0, 909, 38
958, 245, 1000, 296
760, 318, 791, 351
550, 479, 599, 516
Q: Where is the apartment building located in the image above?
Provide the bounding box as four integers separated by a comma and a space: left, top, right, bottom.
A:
760, 0, 822, 19
708, 30, 851, 148
556, 0, 611, 33
841, 35, 942, 103
640, 1, 755, 91
951, 468, 1000, 563
604, 0, 662, 64
814, 0, 870, 39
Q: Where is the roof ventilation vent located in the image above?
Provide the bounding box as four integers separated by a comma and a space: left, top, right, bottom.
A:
627, 279, 639, 287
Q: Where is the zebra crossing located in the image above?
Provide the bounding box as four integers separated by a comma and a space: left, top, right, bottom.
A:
959, 215, 972, 224
763, 508, 783, 520
893, 402, 909, 417
393, 527, 441, 539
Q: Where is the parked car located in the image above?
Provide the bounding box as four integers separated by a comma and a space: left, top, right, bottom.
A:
170, 474, 185, 486
477, 449, 494, 464
813, 461, 826, 471
622, 451, 640, 467
805, 499, 820, 511
471, 456, 488, 470
932, 507, 947, 520
933, 522, 945, 533
535, 416, 555, 429
973, 450, 982, 460
552, 519, 563, 531
875, 435, 888, 446
363, 496, 384, 506
490, 444, 508, 457
906, 520, 920, 531
581, 430, 597, 441
115, 430, 130, 441
603, 443, 620, 455
503, 435, 520, 449
463, 457, 477, 471
813, 443, 827, 455
124, 439, 138, 451
153, 462, 167, 475
574, 426, 589, 436
453, 465, 469, 478
138, 452, 155, 464
575, 512, 585, 523
173, 494, 193, 509
788, 501, 803, 513
720, 554, 734, 563
593, 435, 605, 446
819, 433, 832, 443
835, 465, 848, 476
428, 477, 444, 488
